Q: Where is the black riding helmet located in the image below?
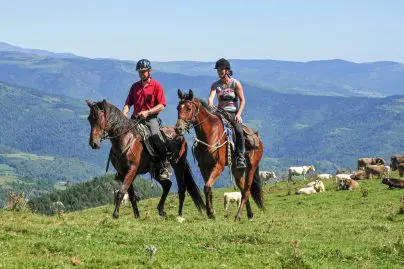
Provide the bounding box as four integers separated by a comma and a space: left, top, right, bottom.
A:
214, 58, 231, 70
136, 59, 151, 71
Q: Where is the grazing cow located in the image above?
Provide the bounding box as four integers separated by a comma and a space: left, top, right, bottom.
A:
344, 179, 359, 190
317, 174, 333, 180
358, 157, 385, 170
259, 170, 277, 183
350, 170, 366, 181
223, 192, 242, 214
382, 178, 404, 189
364, 165, 388, 179
390, 155, 404, 177
288, 165, 315, 181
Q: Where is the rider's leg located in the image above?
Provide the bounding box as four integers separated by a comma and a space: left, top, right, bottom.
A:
146, 117, 171, 180
229, 113, 246, 169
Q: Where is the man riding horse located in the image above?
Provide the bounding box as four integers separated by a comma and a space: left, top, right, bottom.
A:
122, 59, 171, 180
208, 58, 246, 169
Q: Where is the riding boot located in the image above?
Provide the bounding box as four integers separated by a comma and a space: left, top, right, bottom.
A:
235, 134, 246, 169
159, 157, 172, 180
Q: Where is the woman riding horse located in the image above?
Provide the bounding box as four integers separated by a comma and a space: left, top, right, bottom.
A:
175, 90, 265, 221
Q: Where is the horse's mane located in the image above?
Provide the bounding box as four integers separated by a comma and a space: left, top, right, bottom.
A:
93, 100, 137, 131
194, 98, 213, 113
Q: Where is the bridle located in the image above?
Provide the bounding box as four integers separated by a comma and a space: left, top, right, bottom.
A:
177, 99, 211, 132
90, 106, 141, 142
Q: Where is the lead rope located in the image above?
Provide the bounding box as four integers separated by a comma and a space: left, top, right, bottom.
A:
227, 138, 237, 189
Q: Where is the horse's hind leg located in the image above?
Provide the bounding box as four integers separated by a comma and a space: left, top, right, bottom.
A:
172, 165, 186, 217
127, 184, 140, 219
155, 178, 172, 217
234, 165, 254, 221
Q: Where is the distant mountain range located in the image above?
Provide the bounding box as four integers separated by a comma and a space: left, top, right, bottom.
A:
2, 41, 404, 97
0, 42, 80, 59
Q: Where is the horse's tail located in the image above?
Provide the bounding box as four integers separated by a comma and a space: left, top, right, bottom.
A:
250, 164, 265, 210
184, 159, 206, 212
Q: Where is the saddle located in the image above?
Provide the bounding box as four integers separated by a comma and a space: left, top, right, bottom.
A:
215, 111, 260, 151
135, 120, 184, 162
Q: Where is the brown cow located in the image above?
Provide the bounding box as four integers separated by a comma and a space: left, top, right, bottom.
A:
382, 178, 404, 189
390, 155, 404, 177
344, 179, 359, 190
350, 170, 366, 181
364, 164, 388, 179
358, 157, 385, 170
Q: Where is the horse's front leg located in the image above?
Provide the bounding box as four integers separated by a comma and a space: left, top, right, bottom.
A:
154, 178, 172, 217
127, 184, 140, 218
113, 165, 138, 219
202, 165, 224, 219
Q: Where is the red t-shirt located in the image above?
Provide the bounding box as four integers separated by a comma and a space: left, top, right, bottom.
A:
124, 78, 166, 117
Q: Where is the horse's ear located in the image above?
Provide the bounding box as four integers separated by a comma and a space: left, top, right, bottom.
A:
86, 100, 93, 107
178, 89, 183, 99
188, 89, 194, 99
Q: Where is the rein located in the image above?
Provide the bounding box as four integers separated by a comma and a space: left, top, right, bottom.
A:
101, 117, 142, 142
182, 99, 228, 150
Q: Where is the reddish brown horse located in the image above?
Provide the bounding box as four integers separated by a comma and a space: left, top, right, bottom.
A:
175, 89, 265, 221
86, 99, 205, 220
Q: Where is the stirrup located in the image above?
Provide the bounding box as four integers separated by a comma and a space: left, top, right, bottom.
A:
236, 157, 246, 169
159, 167, 171, 180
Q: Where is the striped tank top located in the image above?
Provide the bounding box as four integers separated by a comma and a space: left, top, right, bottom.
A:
211, 78, 238, 112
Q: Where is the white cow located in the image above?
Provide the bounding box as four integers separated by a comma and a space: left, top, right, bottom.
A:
317, 174, 333, 180
224, 192, 241, 213
288, 165, 316, 181
335, 174, 352, 189
305, 180, 325, 192
259, 170, 277, 183
296, 186, 317, 195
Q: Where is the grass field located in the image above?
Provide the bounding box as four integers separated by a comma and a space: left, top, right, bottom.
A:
0, 177, 403, 268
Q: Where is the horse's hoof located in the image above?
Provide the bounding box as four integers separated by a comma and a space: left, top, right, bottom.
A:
112, 212, 119, 219
248, 217, 254, 221
235, 215, 241, 221
208, 214, 216, 220
158, 209, 167, 217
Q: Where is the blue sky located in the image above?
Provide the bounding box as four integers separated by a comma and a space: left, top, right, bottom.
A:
1, 0, 403, 62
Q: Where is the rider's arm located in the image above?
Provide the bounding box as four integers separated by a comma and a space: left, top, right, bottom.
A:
122, 86, 134, 117
122, 104, 130, 117
147, 104, 165, 115
208, 88, 216, 108
235, 80, 245, 116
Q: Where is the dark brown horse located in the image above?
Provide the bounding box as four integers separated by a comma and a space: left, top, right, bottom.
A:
86, 99, 205, 220
175, 89, 265, 221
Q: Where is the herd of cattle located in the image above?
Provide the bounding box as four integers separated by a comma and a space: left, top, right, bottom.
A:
220, 155, 403, 213
258, 155, 404, 194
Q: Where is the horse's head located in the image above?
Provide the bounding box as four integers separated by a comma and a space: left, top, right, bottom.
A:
310, 165, 316, 172
175, 89, 199, 135
86, 99, 109, 149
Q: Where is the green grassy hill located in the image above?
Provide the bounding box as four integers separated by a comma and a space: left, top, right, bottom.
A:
1, 176, 403, 268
